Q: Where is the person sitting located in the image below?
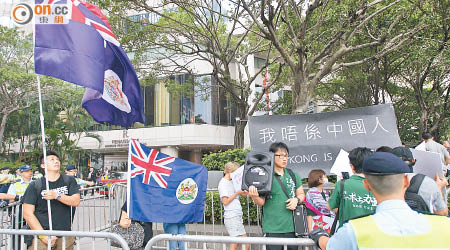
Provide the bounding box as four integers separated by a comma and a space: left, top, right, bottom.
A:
305, 169, 335, 233
119, 201, 153, 249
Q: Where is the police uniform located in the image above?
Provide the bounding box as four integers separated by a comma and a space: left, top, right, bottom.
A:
0, 167, 14, 193
7, 178, 32, 198
314, 152, 450, 250
33, 173, 43, 180
7, 165, 33, 200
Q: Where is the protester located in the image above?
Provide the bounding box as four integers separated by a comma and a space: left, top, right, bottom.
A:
218, 161, 250, 250
65, 165, 95, 188
119, 201, 153, 249
22, 151, 80, 249
375, 146, 392, 153
305, 169, 335, 233
422, 131, 450, 175
85, 167, 98, 196
391, 146, 448, 215
310, 152, 450, 249
248, 142, 305, 250
328, 147, 376, 229
443, 140, 450, 176
163, 223, 186, 250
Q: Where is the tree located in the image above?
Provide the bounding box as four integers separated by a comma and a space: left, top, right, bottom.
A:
99, 0, 283, 148
241, 0, 430, 113
395, 0, 450, 140
0, 27, 42, 151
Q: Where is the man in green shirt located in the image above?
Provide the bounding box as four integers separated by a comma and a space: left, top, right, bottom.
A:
328, 147, 376, 228
248, 142, 305, 250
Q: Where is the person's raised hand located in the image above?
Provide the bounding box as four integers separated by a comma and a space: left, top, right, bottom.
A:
434, 173, 448, 189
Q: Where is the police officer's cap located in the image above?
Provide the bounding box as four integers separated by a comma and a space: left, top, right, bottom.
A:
391, 147, 414, 161
1, 166, 10, 170
66, 165, 76, 171
362, 152, 410, 175
19, 165, 32, 172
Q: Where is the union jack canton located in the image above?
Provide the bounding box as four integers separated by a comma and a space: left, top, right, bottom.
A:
130, 139, 174, 188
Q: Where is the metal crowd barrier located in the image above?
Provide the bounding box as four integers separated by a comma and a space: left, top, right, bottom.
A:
0, 229, 130, 250
145, 234, 317, 250
72, 185, 112, 232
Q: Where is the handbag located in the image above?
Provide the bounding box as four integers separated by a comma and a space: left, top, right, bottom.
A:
274, 170, 309, 237
111, 222, 145, 250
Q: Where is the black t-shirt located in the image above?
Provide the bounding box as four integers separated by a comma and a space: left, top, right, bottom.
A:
22, 175, 79, 231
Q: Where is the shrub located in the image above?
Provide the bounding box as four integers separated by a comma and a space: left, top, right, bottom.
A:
203, 191, 260, 225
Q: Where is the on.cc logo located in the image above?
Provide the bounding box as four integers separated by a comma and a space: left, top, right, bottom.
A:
11, 3, 33, 25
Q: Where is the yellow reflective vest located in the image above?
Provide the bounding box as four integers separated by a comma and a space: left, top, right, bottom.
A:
350, 214, 450, 249
12, 180, 30, 196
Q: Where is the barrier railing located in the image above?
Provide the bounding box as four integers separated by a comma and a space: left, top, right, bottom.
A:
72, 185, 112, 232
0, 229, 130, 250
145, 234, 317, 250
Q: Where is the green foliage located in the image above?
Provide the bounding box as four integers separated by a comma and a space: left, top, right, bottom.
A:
203, 191, 259, 225
202, 149, 250, 171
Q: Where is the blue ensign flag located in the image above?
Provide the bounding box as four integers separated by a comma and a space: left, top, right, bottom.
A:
127, 139, 207, 223
34, 0, 145, 128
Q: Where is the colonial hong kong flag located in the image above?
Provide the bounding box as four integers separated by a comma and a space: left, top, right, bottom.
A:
34, 0, 145, 128
127, 139, 207, 223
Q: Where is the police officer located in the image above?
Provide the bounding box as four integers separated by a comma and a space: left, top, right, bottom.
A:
310, 152, 450, 249
0, 166, 14, 193
0, 165, 33, 202
0, 165, 33, 249
65, 165, 94, 188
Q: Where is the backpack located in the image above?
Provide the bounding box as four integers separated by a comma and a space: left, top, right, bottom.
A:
404, 174, 430, 213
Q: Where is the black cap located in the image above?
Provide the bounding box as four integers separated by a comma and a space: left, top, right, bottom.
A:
362, 152, 410, 175
391, 147, 414, 161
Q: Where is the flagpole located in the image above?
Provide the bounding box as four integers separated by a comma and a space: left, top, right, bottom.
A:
33, 9, 53, 248
36, 75, 54, 230
126, 137, 132, 217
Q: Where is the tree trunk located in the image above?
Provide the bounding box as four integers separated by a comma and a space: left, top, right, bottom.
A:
292, 72, 310, 114
0, 113, 9, 153
234, 103, 248, 149
234, 120, 247, 149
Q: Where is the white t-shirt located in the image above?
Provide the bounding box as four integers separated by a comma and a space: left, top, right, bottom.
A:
406, 173, 447, 212
425, 140, 450, 169
218, 178, 243, 219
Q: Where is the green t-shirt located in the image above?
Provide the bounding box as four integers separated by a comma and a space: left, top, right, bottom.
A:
262, 169, 302, 233
328, 175, 376, 228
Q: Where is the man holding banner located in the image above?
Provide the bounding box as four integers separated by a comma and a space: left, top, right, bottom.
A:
22, 151, 80, 249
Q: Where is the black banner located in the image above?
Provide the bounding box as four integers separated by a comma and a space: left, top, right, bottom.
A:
249, 104, 402, 177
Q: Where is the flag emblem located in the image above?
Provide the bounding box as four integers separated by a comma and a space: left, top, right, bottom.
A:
130, 139, 175, 188
103, 69, 131, 113
176, 178, 198, 204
